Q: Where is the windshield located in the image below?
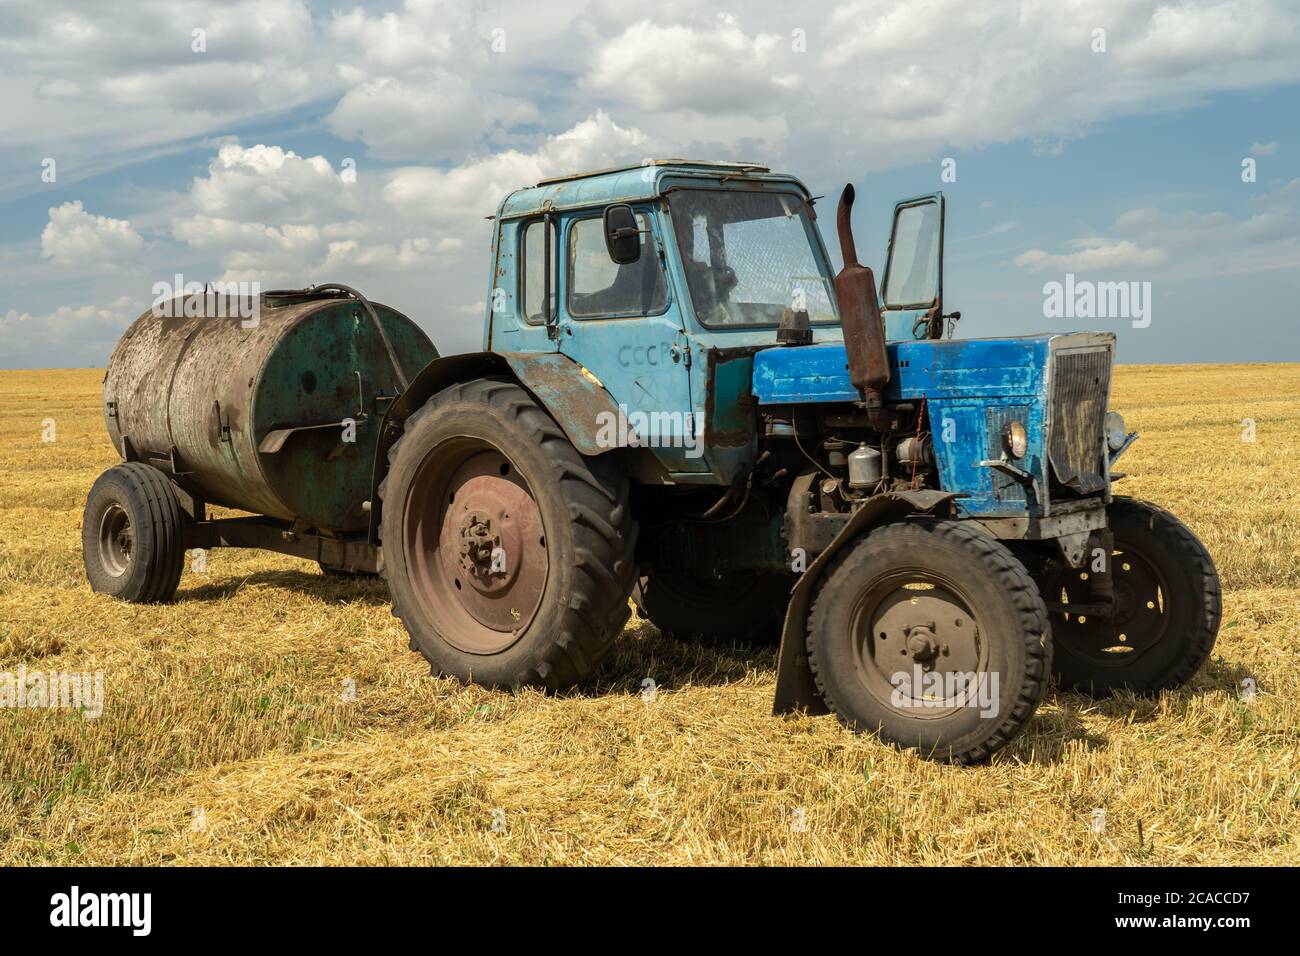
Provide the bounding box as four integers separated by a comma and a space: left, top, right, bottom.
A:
666, 189, 838, 328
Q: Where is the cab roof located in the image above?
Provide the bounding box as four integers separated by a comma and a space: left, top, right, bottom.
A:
495, 159, 810, 221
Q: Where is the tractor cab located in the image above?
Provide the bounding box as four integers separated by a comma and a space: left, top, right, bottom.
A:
487, 161, 851, 483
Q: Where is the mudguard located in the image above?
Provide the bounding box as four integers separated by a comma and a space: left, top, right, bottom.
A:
772, 489, 961, 716
366, 350, 631, 543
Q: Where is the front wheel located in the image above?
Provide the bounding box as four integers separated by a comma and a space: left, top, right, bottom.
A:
806, 520, 1051, 764
1044, 497, 1220, 696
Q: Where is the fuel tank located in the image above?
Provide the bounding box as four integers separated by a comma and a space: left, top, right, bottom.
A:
103, 289, 437, 533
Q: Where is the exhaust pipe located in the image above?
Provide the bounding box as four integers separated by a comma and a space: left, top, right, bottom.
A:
835, 184, 890, 405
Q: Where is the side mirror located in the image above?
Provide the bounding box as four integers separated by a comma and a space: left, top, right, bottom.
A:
603, 204, 641, 265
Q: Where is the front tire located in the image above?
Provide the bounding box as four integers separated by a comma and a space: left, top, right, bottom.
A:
380, 379, 638, 690
806, 520, 1051, 764
1044, 497, 1220, 695
82, 463, 186, 603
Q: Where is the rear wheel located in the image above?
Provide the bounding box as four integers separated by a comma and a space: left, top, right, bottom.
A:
1044, 497, 1220, 695
806, 520, 1051, 764
82, 462, 186, 603
633, 568, 789, 645
380, 379, 637, 689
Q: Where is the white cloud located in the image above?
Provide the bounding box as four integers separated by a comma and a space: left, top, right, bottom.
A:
587, 15, 788, 114
382, 110, 651, 228
1014, 239, 1168, 273
0, 1, 327, 197
1016, 192, 1300, 279
0, 298, 138, 368
3, 0, 1297, 196
159, 113, 651, 352
189, 144, 358, 223
4, 0, 1300, 364
40, 201, 144, 268
325, 71, 538, 162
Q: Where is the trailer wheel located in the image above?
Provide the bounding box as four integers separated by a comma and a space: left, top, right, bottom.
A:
1044, 497, 1220, 696
633, 569, 789, 645
806, 520, 1051, 764
82, 463, 186, 603
380, 379, 637, 690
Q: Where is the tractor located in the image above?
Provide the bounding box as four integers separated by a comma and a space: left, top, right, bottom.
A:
85, 160, 1221, 763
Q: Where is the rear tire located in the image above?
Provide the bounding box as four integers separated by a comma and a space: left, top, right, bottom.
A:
380, 379, 638, 690
82, 463, 186, 603
633, 568, 789, 645
806, 520, 1051, 764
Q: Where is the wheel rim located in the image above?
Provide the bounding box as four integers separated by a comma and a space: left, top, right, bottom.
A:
849, 570, 990, 720
402, 437, 548, 654
1051, 543, 1169, 667
97, 503, 134, 577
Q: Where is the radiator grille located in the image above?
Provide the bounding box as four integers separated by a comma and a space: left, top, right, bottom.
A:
986, 405, 1030, 502
1049, 348, 1110, 495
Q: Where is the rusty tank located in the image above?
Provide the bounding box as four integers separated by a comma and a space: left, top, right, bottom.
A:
103, 286, 437, 533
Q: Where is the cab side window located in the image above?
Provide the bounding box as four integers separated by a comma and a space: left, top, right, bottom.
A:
520, 219, 557, 325
568, 213, 667, 318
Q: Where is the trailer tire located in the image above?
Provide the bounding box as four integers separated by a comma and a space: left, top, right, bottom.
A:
1046, 497, 1220, 695
380, 379, 637, 690
806, 520, 1051, 764
633, 569, 789, 645
82, 462, 186, 603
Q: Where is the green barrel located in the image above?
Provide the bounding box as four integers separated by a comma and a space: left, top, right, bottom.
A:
103, 289, 438, 533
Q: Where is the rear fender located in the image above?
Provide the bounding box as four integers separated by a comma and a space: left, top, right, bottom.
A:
366, 351, 632, 543
772, 489, 961, 716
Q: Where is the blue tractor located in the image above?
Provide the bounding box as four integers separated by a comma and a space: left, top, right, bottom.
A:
366, 160, 1221, 763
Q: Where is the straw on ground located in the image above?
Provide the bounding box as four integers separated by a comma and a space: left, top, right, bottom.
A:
1, 365, 1296, 865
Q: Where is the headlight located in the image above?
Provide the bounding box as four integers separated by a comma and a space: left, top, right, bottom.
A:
1001, 420, 1028, 460
1104, 411, 1127, 451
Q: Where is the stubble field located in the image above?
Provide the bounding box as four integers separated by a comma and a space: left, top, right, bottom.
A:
0, 364, 1296, 865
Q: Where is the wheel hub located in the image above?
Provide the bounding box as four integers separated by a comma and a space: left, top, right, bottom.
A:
905, 623, 940, 665
1050, 547, 1168, 663
855, 582, 987, 715
97, 503, 134, 577
454, 509, 522, 595
404, 444, 549, 653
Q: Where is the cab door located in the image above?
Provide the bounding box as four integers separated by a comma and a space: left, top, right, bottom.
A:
881, 193, 945, 341
556, 206, 705, 474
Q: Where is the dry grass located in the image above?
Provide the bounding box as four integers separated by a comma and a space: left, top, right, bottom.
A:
1, 364, 1297, 866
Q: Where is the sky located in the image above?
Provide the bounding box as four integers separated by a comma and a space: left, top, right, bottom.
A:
0, 0, 1297, 369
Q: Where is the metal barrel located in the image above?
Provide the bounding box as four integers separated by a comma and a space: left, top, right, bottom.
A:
103, 289, 438, 533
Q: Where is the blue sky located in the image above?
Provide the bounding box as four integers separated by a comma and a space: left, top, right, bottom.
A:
1, 0, 1297, 368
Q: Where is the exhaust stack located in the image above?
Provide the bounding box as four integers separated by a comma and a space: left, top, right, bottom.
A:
834, 184, 890, 404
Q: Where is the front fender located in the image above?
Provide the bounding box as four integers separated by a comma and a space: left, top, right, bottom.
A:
772, 489, 961, 716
